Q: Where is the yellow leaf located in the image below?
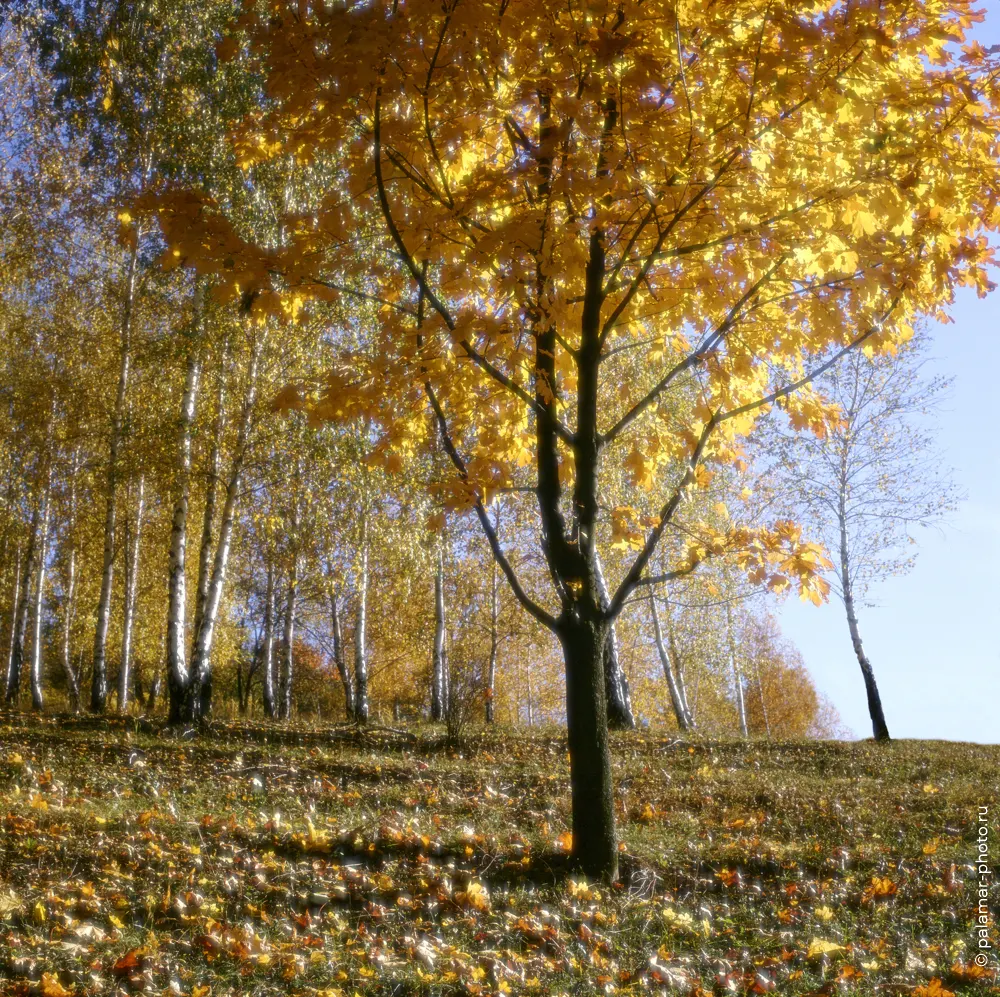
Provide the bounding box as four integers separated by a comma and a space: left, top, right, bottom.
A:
40, 973, 72, 997
807, 938, 844, 959
914, 980, 955, 997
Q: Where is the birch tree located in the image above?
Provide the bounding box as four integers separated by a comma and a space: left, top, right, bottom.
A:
767, 335, 958, 741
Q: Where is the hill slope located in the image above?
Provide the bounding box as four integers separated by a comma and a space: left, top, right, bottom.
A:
0, 714, 996, 995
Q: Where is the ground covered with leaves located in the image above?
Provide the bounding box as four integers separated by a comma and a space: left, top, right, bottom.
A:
0, 714, 996, 996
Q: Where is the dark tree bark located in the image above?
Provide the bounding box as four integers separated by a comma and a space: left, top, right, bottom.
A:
559, 615, 616, 880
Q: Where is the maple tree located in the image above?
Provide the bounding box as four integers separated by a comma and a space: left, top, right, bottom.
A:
143, 0, 1000, 877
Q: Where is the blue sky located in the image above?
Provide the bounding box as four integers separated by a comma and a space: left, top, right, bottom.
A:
776, 9, 1000, 744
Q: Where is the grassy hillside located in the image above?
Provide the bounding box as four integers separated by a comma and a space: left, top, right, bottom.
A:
0, 714, 996, 996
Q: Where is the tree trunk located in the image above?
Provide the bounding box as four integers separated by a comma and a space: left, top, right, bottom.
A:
353, 512, 370, 723
664, 601, 695, 728
60, 454, 81, 713
669, 623, 693, 728
118, 475, 145, 713
188, 330, 264, 718
485, 546, 498, 723
92, 237, 140, 713
191, 357, 227, 681
839, 504, 890, 741
752, 651, 771, 738
594, 552, 634, 729
5, 544, 22, 702
261, 562, 277, 718
329, 591, 354, 720
6, 504, 39, 707
166, 329, 203, 725
431, 547, 446, 721
29, 478, 51, 711
649, 589, 693, 731
279, 558, 297, 720
726, 596, 749, 738
559, 616, 618, 882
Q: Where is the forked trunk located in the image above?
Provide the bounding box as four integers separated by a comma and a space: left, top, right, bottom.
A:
665, 612, 694, 727
649, 589, 693, 732
559, 616, 618, 882
189, 330, 264, 718
330, 592, 354, 720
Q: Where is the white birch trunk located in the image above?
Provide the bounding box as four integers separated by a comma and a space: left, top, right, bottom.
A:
92, 236, 140, 712
166, 324, 203, 724
485, 547, 498, 723
261, 561, 277, 718
189, 330, 264, 716
280, 558, 297, 720
192, 346, 229, 663
353, 511, 370, 723
6, 503, 39, 706
5, 544, 22, 700
726, 597, 749, 738
649, 589, 693, 731
118, 475, 145, 713
29, 477, 51, 711
60, 452, 81, 712
432, 547, 446, 721
330, 591, 354, 719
